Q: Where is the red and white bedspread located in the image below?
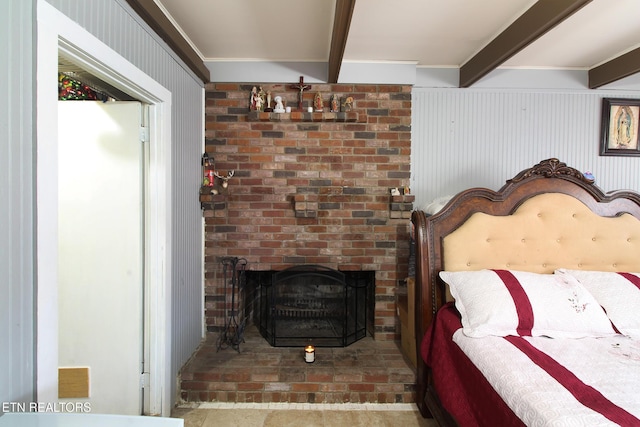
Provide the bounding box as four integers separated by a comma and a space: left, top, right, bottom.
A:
453, 330, 640, 426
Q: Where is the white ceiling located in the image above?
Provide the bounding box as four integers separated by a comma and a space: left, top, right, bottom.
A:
152, 0, 640, 84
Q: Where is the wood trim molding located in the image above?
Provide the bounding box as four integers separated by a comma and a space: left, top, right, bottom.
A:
328, 0, 356, 83
589, 47, 640, 89
125, 0, 210, 83
459, 0, 591, 88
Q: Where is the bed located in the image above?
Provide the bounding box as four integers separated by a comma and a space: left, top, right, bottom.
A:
410, 158, 640, 426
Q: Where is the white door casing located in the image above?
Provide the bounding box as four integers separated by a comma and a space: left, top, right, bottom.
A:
37, 1, 173, 416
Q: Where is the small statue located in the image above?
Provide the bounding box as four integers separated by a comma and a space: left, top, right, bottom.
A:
290, 76, 311, 111
342, 96, 353, 112
257, 87, 266, 111
314, 92, 323, 112
249, 86, 258, 111
273, 96, 285, 113
211, 170, 234, 195
330, 94, 339, 112
265, 91, 272, 111
254, 95, 263, 112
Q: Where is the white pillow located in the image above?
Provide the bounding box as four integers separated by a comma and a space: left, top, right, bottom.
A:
556, 269, 640, 337
423, 195, 454, 215
439, 269, 616, 338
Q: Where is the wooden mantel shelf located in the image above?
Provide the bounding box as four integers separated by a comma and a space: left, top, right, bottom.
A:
248, 111, 361, 123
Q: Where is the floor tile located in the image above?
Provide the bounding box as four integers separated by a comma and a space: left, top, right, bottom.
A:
263, 409, 324, 427
170, 407, 208, 427
202, 409, 270, 427
171, 406, 438, 427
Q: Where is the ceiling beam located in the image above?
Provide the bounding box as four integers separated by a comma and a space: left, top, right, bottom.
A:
589, 47, 640, 89
125, 0, 210, 83
459, 0, 591, 88
328, 0, 356, 83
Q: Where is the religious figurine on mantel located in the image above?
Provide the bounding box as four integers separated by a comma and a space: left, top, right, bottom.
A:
314, 92, 323, 112
264, 91, 273, 112
254, 93, 263, 111
257, 87, 266, 111
290, 76, 311, 111
342, 96, 353, 112
249, 86, 266, 111
330, 94, 339, 113
249, 86, 258, 111
273, 96, 285, 113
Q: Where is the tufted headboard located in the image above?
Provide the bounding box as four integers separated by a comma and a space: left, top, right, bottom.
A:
410, 158, 640, 416
444, 192, 640, 275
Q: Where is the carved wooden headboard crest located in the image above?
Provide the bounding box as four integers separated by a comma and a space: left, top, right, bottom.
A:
508, 157, 595, 184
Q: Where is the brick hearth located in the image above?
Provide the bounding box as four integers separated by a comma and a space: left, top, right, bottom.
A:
179, 326, 416, 404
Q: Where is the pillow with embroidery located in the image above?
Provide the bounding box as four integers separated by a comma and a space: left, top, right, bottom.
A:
555, 269, 640, 337
439, 269, 616, 338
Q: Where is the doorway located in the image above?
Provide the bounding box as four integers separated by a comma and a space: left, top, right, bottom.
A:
57, 101, 146, 414
37, 1, 173, 416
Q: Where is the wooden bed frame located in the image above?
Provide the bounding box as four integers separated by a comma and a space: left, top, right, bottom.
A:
410, 158, 640, 425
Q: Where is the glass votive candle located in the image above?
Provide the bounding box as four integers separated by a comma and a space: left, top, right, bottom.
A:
304, 345, 315, 363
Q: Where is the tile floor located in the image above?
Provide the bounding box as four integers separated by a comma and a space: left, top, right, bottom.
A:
171, 402, 437, 427
179, 325, 417, 404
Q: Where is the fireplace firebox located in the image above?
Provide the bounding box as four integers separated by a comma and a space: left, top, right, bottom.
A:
250, 266, 374, 347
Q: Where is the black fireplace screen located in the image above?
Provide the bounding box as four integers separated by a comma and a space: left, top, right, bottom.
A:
254, 265, 373, 347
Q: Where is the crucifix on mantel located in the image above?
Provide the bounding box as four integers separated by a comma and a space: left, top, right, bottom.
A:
290, 76, 311, 111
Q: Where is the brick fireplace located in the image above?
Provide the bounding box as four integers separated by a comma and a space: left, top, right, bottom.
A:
201, 82, 413, 343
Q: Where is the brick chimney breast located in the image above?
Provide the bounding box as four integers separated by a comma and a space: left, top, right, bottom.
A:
203, 83, 412, 341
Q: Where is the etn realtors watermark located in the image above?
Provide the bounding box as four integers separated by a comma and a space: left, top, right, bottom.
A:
2, 401, 91, 413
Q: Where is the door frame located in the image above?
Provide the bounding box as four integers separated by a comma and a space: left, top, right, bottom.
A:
36, 1, 173, 416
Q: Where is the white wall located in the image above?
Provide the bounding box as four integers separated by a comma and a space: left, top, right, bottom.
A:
411, 88, 640, 209
0, 0, 36, 407
207, 60, 419, 85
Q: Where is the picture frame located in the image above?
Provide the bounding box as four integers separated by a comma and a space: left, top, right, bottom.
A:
600, 98, 640, 157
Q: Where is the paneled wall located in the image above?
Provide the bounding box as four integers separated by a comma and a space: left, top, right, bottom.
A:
0, 0, 36, 406
44, 0, 205, 407
411, 88, 640, 209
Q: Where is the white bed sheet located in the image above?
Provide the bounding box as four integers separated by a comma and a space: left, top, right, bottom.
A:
453, 330, 640, 426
